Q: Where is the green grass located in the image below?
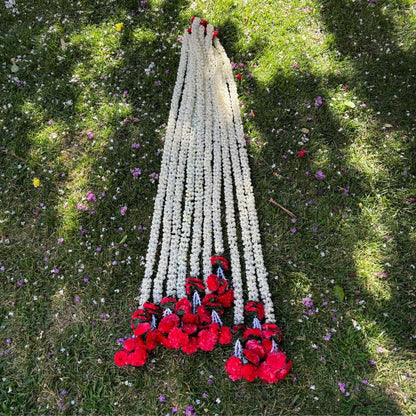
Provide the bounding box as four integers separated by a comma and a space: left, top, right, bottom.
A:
1, 0, 415, 414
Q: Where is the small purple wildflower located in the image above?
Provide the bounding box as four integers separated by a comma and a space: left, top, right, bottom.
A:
315, 96, 324, 107
87, 191, 96, 202
315, 170, 325, 180
302, 297, 313, 308
131, 168, 142, 179
120, 206, 127, 216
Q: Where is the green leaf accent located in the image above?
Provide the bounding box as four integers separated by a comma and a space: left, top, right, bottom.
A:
334, 285, 345, 301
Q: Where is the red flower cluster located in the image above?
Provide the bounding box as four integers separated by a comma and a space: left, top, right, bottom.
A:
115, 256, 234, 368
187, 17, 219, 39
224, 301, 292, 383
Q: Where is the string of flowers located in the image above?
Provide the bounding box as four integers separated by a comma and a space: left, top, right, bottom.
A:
202, 22, 215, 282
210, 45, 245, 325
156, 24, 197, 302
212, 41, 259, 305
139, 32, 191, 306
189, 21, 207, 281
217, 41, 276, 322
115, 16, 291, 384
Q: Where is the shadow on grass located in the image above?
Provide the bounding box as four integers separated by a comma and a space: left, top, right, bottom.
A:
214, 4, 415, 414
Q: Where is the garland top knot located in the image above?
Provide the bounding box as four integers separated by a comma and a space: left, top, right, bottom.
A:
114, 16, 291, 384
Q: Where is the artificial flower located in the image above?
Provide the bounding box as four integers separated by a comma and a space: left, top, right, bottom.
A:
127, 347, 148, 366
114, 350, 129, 367
158, 313, 180, 333
198, 329, 217, 351
225, 356, 243, 380
242, 363, 258, 381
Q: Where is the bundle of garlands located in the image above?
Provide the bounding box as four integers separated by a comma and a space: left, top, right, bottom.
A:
114, 17, 292, 384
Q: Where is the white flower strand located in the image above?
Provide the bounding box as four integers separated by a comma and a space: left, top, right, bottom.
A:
165, 19, 202, 299
202, 23, 215, 282
213, 43, 259, 304
217, 40, 276, 323
139, 32, 191, 306
175, 21, 206, 298
153, 27, 197, 303
212, 40, 244, 324
211, 41, 224, 256
189, 22, 207, 279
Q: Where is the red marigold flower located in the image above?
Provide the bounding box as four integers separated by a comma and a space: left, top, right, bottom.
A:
245, 301, 258, 313
186, 277, 205, 295
182, 313, 199, 334
127, 347, 148, 366
114, 350, 129, 367
167, 327, 189, 349
146, 329, 162, 350
198, 329, 217, 351
266, 351, 287, 371
277, 360, 292, 380
236, 74, 242, 81
133, 322, 151, 337
207, 274, 220, 292
262, 323, 282, 342
175, 297, 192, 315
245, 339, 266, 360
262, 338, 273, 355
210, 256, 229, 270
219, 289, 234, 308
225, 356, 243, 381
182, 336, 198, 354
297, 149, 307, 158
123, 337, 146, 352
160, 297, 177, 309
258, 361, 278, 383
123, 337, 138, 352
202, 294, 222, 311
243, 328, 262, 340
219, 326, 233, 344
131, 309, 150, 328
158, 313, 180, 333
143, 302, 161, 316
256, 302, 265, 321
244, 301, 265, 321
209, 322, 220, 335
242, 363, 258, 382
243, 349, 261, 365
232, 324, 246, 334
217, 279, 228, 295
183, 323, 198, 335
182, 313, 199, 325
197, 305, 212, 324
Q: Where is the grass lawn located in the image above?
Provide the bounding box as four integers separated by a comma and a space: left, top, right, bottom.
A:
1, 0, 415, 414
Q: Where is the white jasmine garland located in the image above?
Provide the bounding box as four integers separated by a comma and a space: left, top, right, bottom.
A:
189, 22, 207, 280
213, 43, 259, 304
202, 23, 215, 282
154, 25, 198, 302
139, 18, 277, 326
216, 41, 276, 323
211, 41, 245, 324
176, 20, 205, 298
139, 32, 191, 306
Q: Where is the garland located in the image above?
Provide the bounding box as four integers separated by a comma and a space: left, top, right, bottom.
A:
115, 17, 291, 384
